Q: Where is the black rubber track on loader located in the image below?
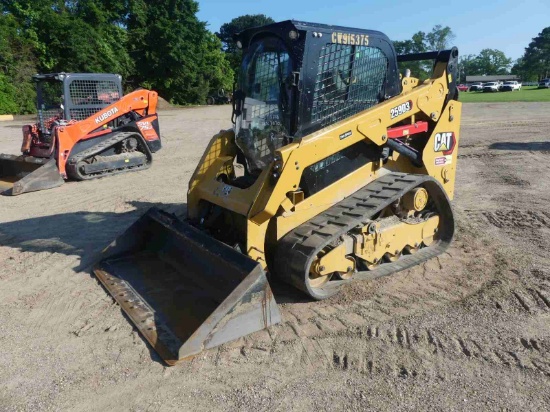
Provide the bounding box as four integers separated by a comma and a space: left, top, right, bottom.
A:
274, 172, 455, 300
66, 131, 152, 180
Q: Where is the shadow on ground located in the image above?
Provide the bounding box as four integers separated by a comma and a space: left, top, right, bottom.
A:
0, 201, 185, 271
489, 141, 550, 151
0, 200, 310, 365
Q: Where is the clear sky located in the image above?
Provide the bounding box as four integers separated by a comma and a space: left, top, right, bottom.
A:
196, 0, 550, 61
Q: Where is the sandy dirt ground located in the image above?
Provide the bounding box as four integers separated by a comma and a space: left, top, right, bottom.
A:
0, 103, 549, 411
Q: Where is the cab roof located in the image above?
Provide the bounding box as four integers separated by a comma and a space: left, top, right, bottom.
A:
235, 20, 390, 47
32, 73, 121, 82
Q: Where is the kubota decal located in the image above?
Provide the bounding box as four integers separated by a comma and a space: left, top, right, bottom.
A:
434, 132, 456, 155
95, 107, 119, 124
137, 121, 153, 131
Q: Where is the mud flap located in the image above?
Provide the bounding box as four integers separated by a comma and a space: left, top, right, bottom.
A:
0, 154, 64, 196
93, 207, 281, 365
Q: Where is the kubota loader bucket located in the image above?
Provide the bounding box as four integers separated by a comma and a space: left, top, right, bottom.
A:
93, 208, 281, 365
0, 154, 64, 195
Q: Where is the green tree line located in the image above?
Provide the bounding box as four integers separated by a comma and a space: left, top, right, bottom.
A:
394, 25, 550, 84
458, 29, 550, 83
458, 49, 512, 82
512, 28, 550, 81
0, 0, 234, 114
1, 4, 548, 115
393, 26, 515, 82
393, 25, 457, 80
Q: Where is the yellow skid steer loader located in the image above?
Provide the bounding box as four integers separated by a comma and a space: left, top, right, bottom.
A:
94, 20, 461, 364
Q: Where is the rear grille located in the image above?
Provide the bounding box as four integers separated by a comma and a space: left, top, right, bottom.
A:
312, 44, 388, 127
68, 79, 121, 121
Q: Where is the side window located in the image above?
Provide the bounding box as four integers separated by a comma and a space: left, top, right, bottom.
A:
37, 81, 64, 121
246, 51, 290, 102
236, 40, 293, 173
312, 44, 388, 126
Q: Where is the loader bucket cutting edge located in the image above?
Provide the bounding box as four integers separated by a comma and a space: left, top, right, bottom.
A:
93, 207, 281, 365
0, 154, 64, 195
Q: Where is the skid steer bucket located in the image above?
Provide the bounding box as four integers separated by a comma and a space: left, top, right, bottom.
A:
93, 207, 281, 365
0, 154, 64, 195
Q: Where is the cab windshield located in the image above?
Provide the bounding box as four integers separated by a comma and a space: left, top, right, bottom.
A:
235, 37, 293, 174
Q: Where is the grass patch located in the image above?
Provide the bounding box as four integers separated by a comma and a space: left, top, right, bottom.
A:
459, 86, 550, 103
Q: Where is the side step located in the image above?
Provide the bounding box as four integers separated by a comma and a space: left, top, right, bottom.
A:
93, 208, 281, 365
0, 154, 64, 196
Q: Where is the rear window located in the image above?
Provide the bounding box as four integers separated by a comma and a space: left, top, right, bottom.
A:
312, 43, 388, 127
68, 79, 121, 120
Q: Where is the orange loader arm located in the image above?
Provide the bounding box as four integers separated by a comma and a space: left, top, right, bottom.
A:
55, 89, 159, 177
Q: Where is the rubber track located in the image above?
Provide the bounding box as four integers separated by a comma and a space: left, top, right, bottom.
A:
66, 131, 152, 181
274, 172, 455, 298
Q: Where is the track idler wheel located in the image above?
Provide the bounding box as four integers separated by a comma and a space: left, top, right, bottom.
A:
308, 259, 332, 288
306, 246, 355, 297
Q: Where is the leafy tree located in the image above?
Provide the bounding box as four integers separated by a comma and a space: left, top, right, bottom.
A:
71, 0, 134, 78
2, 0, 132, 76
0, 13, 37, 114
201, 33, 234, 95
393, 32, 426, 54
424, 25, 456, 51
511, 58, 537, 82
457, 54, 477, 83
127, 0, 233, 104
0, 74, 19, 115
457, 49, 512, 81
516, 27, 550, 80
393, 25, 455, 81
394, 33, 427, 80
1, 0, 236, 108
216, 14, 275, 76
472, 49, 512, 75
1, 0, 53, 70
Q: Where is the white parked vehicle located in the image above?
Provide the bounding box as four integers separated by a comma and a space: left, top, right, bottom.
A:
483, 82, 501, 92
501, 81, 522, 91
469, 82, 484, 91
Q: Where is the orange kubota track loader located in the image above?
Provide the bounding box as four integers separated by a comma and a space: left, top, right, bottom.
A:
0, 73, 161, 195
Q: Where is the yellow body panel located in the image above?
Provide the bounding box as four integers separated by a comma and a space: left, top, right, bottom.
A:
187, 59, 460, 268
314, 215, 440, 274
313, 243, 356, 276
353, 215, 440, 263
274, 161, 381, 240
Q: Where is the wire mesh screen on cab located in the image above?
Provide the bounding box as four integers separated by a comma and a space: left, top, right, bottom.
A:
68, 80, 121, 121
312, 44, 388, 127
